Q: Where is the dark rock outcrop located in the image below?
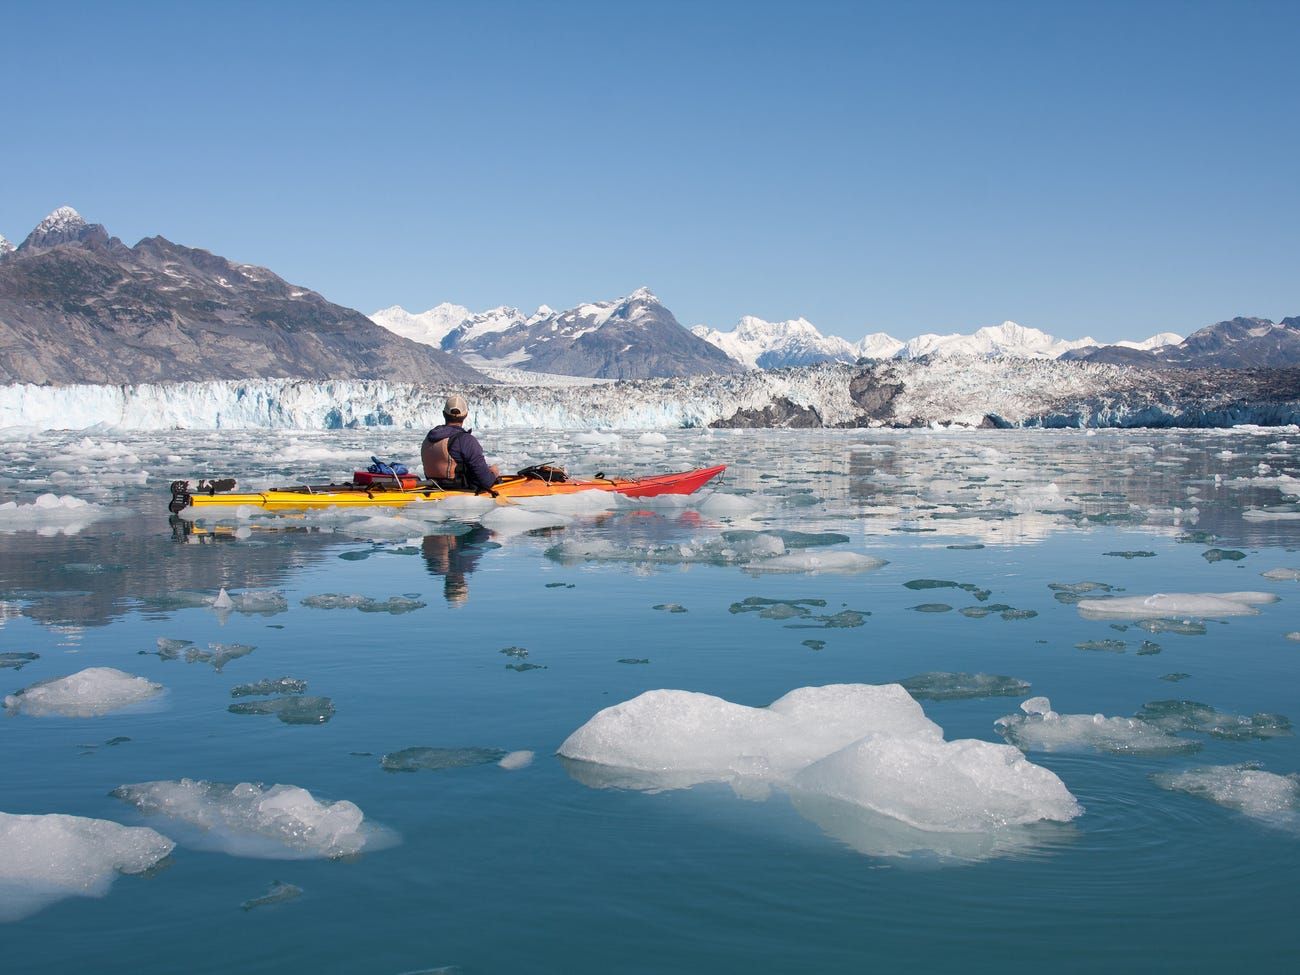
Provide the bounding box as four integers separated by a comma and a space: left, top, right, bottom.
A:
711, 396, 823, 428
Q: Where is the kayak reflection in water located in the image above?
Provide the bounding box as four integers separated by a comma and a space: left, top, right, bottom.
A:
421, 526, 498, 606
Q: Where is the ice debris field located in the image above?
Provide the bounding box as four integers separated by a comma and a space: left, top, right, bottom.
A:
2, 425, 1299, 971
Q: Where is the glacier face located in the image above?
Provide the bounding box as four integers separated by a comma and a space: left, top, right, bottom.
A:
1, 358, 1297, 432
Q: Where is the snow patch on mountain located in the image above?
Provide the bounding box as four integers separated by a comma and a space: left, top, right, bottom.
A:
1115, 332, 1183, 351
369, 303, 470, 347
0, 233, 14, 256
898, 322, 1098, 360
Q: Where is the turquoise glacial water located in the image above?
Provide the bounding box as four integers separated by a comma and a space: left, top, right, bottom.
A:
2, 427, 1299, 972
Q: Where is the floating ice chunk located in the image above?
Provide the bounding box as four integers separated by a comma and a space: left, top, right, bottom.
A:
696, 493, 758, 519
4, 667, 163, 718
1135, 700, 1291, 741
558, 684, 943, 788
380, 747, 507, 772
212, 588, 234, 610
240, 879, 302, 911
0, 652, 39, 671
0, 812, 174, 921
0, 493, 109, 536
480, 506, 569, 535
1241, 509, 1300, 521
499, 750, 534, 770
186, 643, 255, 672
515, 489, 618, 516
1077, 592, 1278, 620
899, 673, 1031, 701
228, 590, 289, 614
231, 677, 307, 698
1287, 632, 1300, 642
300, 594, 425, 614
791, 734, 1081, 832
995, 697, 1196, 755
1004, 482, 1074, 513
637, 432, 668, 446
743, 551, 888, 575
1262, 568, 1300, 581
1152, 764, 1300, 824
111, 779, 389, 859
228, 696, 335, 725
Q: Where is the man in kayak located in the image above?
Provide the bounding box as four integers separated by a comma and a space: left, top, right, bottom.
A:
421, 394, 500, 492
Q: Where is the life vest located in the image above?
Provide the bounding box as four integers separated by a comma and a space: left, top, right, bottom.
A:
421, 429, 466, 483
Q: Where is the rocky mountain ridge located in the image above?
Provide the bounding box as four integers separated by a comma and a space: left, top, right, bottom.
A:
0, 207, 489, 385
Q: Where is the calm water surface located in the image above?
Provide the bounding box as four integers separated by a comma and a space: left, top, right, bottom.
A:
2, 427, 1299, 973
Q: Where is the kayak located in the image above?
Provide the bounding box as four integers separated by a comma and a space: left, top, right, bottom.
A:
169, 464, 727, 512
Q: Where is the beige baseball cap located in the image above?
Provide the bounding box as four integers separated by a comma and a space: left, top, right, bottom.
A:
444, 394, 469, 418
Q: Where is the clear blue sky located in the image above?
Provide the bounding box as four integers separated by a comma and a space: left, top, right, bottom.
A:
2, 0, 1296, 342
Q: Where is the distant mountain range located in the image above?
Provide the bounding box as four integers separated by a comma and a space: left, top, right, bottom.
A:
372, 288, 742, 380
0, 207, 488, 385
381, 299, 1257, 374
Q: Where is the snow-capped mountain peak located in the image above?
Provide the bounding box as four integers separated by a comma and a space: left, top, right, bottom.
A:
899, 321, 1097, 360
369, 302, 472, 348
0, 232, 14, 256
694, 314, 881, 370
18, 205, 103, 253
35, 206, 86, 234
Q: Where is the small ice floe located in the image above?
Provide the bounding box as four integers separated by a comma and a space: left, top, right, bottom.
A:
558, 685, 1080, 856
380, 747, 507, 772
1135, 700, 1291, 741
1287, 632, 1300, 642
480, 506, 569, 536
300, 594, 426, 614
111, 780, 391, 859
1104, 550, 1156, 559
994, 697, 1197, 755
905, 579, 991, 601
1076, 592, 1278, 620
231, 677, 307, 698
498, 750, 534, 770
1261, 568, 1300, 581
517, 490, 618, 516
696, 493, 759, 519
1241, 509, 1300, 522
4, 667, 163, 718
1202, 548, 1246, 563
0, 493, 109, 536
0, 812, 175, 922
729, 596, 828, 620
899, 672, 1031, 701
637, 432, 668, 446
240, 879, 302, 912
228, 696, 334, 725
1049, 581, 1118, 605
743, 551, 887, 575
0, 652, 39, 671
1152, 763, 1300, 826
653, 603, 687, 613
186, 643, 255, 672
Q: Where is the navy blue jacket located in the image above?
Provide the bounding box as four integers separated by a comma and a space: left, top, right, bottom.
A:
425, 424, 497, 491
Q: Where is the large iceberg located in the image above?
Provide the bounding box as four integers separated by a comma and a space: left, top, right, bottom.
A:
558, 684, 1081, 857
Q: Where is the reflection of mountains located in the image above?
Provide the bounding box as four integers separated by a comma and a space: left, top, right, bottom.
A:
834, 435, 1300, 548
0, 512, 344, 628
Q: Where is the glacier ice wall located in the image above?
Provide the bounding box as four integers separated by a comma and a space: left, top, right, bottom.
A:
1, 359, 1297, 431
